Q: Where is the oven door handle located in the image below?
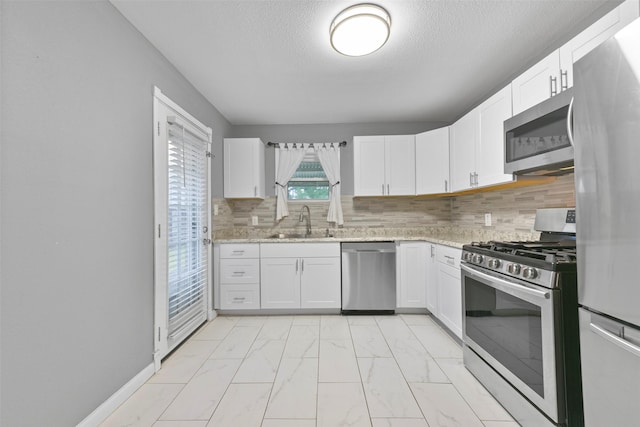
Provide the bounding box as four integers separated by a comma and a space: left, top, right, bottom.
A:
461, 263, 550, 300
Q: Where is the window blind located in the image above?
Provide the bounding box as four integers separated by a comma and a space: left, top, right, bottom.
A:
167, 122, 208, 341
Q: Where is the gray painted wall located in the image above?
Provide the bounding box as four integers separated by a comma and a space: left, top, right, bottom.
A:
0, 2, 230, 425
231, 122, 446, 195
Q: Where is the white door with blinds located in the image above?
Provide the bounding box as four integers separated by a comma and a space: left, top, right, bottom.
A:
153, 87, 212, 366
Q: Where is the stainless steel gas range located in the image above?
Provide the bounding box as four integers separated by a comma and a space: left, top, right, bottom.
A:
461, 208, 582, 427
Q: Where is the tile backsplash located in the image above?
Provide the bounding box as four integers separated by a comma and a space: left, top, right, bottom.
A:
213, 174, 575, 239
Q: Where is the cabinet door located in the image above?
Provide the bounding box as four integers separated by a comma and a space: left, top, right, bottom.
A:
437, 262, 462, 339
477, 85, 514, 188
397, 242, 428, 308
559, 0, 639, 90
385, 135, 416, 196
353, 136, 386, 196
511, 51, 561, 115
300, 257, 341, 308
260, 257, 300, 309
426, 244, 439, 316
450, 108, 478, 192
416, 128, 450, 194
223, 138, 264, 198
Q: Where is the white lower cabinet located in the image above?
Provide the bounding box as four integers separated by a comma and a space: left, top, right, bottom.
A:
425, 243, 438, 315
426, 243, 463, 339
216, 243, 261, 310
260, 243, 341, 309
397, 241, 428, 308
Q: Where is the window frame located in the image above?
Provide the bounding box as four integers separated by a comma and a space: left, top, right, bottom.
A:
275, 147, 340, 203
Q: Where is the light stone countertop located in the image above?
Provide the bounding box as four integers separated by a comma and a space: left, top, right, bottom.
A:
211, 226, 540, 249
213, 235, 466, 248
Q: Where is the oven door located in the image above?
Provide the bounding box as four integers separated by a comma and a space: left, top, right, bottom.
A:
461, 263, 563, 423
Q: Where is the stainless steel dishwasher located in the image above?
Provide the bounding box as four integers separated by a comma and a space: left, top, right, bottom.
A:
341, 242, 396, 314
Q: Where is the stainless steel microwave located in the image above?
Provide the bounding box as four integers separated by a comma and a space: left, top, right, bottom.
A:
504, 88, 574, 175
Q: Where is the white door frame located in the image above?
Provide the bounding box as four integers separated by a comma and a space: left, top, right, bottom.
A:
152, 86, 213, 370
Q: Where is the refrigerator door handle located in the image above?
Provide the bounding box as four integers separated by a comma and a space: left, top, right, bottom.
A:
590, 321, 640, 358
567, 96, 574, 147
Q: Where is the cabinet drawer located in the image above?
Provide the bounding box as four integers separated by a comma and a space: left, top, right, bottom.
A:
220, 284, 260, 310
436, 245, 461, 268
260, 242, 340, 258
220, 243, 260, 259
220, 259, 260, 283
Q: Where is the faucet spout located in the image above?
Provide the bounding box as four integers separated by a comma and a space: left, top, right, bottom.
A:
299, 205, 312, 237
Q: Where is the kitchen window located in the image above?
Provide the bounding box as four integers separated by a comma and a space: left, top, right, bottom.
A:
277, 149, 340, 201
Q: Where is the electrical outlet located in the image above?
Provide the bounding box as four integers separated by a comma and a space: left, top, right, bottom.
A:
251, 215, 259, 226
213, 204, 219, 216
485, 213, 492, 226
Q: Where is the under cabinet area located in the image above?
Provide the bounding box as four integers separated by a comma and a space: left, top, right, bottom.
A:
260, 243, 341, 309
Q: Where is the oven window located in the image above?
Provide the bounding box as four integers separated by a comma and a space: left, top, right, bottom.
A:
465, 276, 544, 397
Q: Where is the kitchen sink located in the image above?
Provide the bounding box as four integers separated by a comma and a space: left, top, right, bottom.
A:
269, 233, 310, 239
268, 232, 335, 239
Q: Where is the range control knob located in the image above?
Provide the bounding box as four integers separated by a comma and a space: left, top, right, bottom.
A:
463, 252, 472, 262
488, 259, 502, 269
507, 264, 522, 275
523, 267, 538, 280
472, 254, 484, 264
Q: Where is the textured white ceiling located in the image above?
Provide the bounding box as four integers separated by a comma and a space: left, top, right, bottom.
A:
111, 0, 618, 125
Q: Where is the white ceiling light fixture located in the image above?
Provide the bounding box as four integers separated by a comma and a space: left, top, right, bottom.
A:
330, 3, 391, 57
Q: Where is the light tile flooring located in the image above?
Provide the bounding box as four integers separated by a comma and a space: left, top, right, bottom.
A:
101, 314, 520, 427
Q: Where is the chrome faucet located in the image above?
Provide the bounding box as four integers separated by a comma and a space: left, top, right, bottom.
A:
298, 205, 312, 237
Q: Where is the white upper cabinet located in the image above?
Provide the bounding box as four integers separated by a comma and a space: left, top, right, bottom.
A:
511, 51, 561, 115
353, 135, 416, 196
223, 138, 265, 199
512, 0, 639, 115
450, 85, 514, 192
385, 135, 417, 196
415, 127, 450, 194
449, 107, 479, 192
477, 85, 514, 188
559, 0, 639, 89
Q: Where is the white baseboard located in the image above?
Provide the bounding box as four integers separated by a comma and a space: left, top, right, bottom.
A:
208, 309, 217, 321
76, 363, 155, 427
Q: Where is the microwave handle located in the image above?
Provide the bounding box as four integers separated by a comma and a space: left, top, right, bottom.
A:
567, 96, 574, 147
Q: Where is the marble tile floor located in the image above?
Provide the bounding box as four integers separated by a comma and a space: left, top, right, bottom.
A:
101, 314, 520, 427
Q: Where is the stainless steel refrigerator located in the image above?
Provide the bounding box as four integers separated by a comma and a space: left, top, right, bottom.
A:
573, 17, 640, 427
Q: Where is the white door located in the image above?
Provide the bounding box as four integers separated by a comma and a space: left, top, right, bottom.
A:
397, 242, 428, 308
385, 135, 416, 196
437, 262, 462, 339
477, 85, 514, 188
511, 51, 561, 115
260, 257, 300, 309
415, 127, 450, 194
426, 244, 439, 316
559, 0, 639, 90
353, 136, 386, 196
449, 108, 478, 192
300, 257, 341, 308
153, 88, 212, 366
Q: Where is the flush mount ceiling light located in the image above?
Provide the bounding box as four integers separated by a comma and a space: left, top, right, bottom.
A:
330, 3, 391, 57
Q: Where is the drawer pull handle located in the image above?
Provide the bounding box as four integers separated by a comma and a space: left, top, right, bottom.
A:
232, 297, 246, 302
232, 271, 245, 275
